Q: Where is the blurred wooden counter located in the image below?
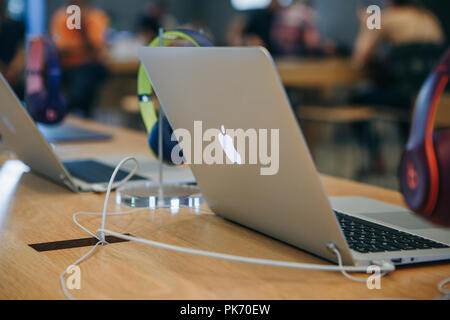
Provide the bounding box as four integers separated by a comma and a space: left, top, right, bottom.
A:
0, 117, 448, 300
276, 57, 364, 89
105, 57, 364, 88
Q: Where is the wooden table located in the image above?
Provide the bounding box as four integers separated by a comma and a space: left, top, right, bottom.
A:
275, 58, 364, 90
0, 117, 448, 300
106, 57, 364, 89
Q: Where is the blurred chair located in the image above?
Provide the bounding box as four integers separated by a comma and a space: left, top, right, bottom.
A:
367, 43, 445, 109
347, 43, 446, 178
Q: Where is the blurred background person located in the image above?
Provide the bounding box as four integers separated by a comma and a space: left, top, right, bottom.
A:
236, 0, 329, 57
136, 13, 160, 47
240, 0, 280, 52
350, 0, 445, 176
270, 0, 328, 57
143, 1, 177, 31
352, 0, 445, 107
50, 0, 110, 117
0, 0, 25, 98
135, 1, 179, 45
226, 14, 246, 47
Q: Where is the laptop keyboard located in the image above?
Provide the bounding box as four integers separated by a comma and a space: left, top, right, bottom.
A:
63, 160, 147, 184
335, 212, 449, 253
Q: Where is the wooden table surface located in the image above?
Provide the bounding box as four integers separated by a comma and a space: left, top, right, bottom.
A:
106, 57, 364, 90
0, 117, 448, 300
275, 57, 364, 89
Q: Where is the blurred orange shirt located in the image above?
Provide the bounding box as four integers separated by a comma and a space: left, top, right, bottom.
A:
50, 7, 109, 68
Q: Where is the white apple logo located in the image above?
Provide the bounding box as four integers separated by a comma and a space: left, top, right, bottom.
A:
218, 125, 242, 164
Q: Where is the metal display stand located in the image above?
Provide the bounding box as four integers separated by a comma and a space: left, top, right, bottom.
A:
117, 28, 204, 210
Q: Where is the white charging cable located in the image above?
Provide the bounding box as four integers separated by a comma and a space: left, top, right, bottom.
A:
96, 229, 391, 273
438, 278, 450, 299
61, 156, 401, 299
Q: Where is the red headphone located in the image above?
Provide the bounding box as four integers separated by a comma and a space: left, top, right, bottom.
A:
400, 47, 450, 227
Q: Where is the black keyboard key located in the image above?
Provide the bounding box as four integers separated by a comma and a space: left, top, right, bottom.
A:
63, 160, 147, 184
335, 211, 449, 253
432, 243, 450, 249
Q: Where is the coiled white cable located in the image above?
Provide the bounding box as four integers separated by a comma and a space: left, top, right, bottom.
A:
99, 157, 140, 242
60, 157, 405, 300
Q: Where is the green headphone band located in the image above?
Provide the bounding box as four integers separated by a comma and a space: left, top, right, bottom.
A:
137, 29, 213, 133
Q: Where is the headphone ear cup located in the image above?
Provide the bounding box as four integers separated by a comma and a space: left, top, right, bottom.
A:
27, 91, 67, 124
46, 91, 68, 124
399, 148, 430, 214
148, 116, 180, 164
26, 91, 48, 123
431, 129, 450, 227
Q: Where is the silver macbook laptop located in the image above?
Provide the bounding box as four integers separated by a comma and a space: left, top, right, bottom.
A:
0, 73, 195, 192
138, 46, 450, 267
